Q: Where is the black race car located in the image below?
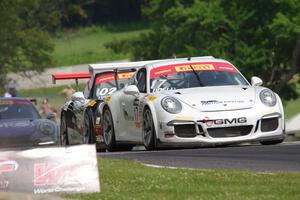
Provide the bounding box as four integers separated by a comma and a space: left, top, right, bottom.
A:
54, 69, 136, 151
0, 98, 59, 148
53, 60, 160, 151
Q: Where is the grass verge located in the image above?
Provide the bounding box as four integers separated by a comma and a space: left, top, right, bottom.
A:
51, 22, 149, 67
66, 158, 300, 200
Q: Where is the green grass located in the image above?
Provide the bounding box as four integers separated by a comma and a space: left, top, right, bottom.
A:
51, 22, 149, 67
65, 158, 300, 200
284, 97, 300, 119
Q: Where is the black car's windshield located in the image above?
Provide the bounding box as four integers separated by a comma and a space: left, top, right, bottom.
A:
150, 63, 248, 93
0, 100, 40, 119
93, 72, 134, 98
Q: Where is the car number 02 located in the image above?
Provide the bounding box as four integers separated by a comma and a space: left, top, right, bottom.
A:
98, 87, 117, 96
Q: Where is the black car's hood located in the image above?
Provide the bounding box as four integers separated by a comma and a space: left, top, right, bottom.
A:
0, 119, 57, 147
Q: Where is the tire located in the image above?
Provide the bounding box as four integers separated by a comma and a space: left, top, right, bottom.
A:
60, 111, 69, 146
102, 108, 117, 152
260, 139, 284, 145
143, 108, 156, 151
83, 110, 96, 144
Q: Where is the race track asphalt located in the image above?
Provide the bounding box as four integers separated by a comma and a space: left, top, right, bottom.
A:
98, 141, 300, 172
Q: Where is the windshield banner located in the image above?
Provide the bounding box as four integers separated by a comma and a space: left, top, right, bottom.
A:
96, 72, 134, 84
0, 145, 100, 194
150, 62, 238, 78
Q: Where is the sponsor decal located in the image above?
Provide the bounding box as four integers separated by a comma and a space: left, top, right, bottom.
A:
175, 64, 214, 72
148, 96, 157, 102
34, 163, 69, 186
0, 121, 34, 128
0, 145, 100, 194
96, 72, 134, 85
201, 117, 247, 127
151, 66, 175, 78
152, 87, 176, 92
150, 79, 176, 92
0, 160, 18, 173
0, 100, 31, 105
201, 100, 245, 106
33, 162, 88, 194
105, 96, 112, 103
0, 101, 14, 105
150, 62, 238, 78
96, 74, 115, 84
89, 100, 97, 107
117, 72, 134, 79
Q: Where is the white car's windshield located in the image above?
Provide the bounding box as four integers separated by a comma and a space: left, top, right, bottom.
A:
150, 63, 248, 93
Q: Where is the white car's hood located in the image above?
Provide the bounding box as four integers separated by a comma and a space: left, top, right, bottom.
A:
161, 86, 256, 111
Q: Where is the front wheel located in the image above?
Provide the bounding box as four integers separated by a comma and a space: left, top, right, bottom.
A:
103, 108, 117, 152
143, 108, 156, 151
260, 139, 284, 145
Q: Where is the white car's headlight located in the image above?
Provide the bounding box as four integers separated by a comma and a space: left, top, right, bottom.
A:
259, 89, 277, 107
161, 97, 182, 114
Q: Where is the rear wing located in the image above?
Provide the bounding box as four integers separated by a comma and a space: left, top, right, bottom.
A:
52, 56, 216, 89
52, 73, 91, 90
88, 59, 181, 75
89, 60, 156, 75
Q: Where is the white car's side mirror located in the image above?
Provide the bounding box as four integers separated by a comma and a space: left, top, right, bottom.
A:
124, 85, 140, 96
71, 91, 85, 101
251, 76, 263, 86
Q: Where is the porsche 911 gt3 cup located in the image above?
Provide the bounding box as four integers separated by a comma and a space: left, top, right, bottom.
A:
0, 98, 59, 148
53, 60, 169, 151
102, 57, 285, 151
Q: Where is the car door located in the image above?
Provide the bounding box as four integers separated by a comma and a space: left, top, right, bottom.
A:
120, 68, 147, 142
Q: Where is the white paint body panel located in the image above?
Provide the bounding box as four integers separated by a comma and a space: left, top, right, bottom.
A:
103, 57, 285, 147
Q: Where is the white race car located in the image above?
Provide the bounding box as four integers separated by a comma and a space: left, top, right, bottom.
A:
102, 57, 285, 151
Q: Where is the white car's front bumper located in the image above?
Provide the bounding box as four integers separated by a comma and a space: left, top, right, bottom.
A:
156, 107, 285, 146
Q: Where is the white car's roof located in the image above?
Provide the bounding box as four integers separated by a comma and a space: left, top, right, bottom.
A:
88, 56, 220, 75
145, 57, 233, 69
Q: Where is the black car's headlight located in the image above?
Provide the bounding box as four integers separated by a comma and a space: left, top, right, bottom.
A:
161, 97, 182, 114
259, 89, 277, 107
